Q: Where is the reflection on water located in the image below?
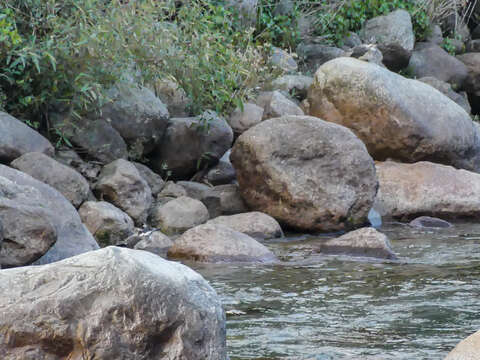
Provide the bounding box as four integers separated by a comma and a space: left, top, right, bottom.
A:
192, 221, 480, 360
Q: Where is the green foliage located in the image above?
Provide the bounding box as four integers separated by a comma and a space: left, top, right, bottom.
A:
310, 0, 430, 46
256, 1, 301, 49
0, 0, 274, 128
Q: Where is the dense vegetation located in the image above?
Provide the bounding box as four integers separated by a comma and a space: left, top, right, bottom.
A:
0, 0, 470, 135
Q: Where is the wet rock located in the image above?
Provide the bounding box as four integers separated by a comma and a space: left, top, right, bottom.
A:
270, 75, 313, 100
419, 77, 471, 114
0, 247, 227, 359
150, 110, 233, 179
316, 227, 398, 260
50, 113, 128, 164
133, 230, 173, 258
11, 152, 92, 208
409, 43, 468, 88
79, 201, 134, 247
445, 330, 480, 360
256, 91, 304, 120
168, 223, 276, 263
201, 184, 248, 219
269, 46, 298, 72
308, 57, 480, 171
94, 159, 152, 225
231, 115, 377, 232
158, 181, 187, 198
207, 212, 283, 240
132, 162, 165, 197
375, 161, 480, 219
228, 103, 264, 135
0, 112, 54, 163
409, 216, 452, 229
150, 196, 209, 235
361, 9, 415, 51
101, 82, 170, 157
0, 165, 98, 266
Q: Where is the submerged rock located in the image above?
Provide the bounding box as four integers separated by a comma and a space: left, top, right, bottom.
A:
0, 247, 227, 359
409, 216, 452, 229
231, 115, 378, 232
316, 227, 398, 260
168, 223, 276, 263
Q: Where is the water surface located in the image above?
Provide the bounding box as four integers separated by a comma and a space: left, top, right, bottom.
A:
193, 221, 480, 359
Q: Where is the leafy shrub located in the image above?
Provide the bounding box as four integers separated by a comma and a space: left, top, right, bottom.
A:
0, 0, 275, 129
310, 0, 431, 46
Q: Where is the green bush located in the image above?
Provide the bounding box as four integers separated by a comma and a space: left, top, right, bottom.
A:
312, 0, 430, 46
0, 0, 274, 129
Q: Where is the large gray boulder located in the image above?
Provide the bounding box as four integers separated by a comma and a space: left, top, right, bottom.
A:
231, 115, 378, 232
307, 57, 480, 171
419, 77, 471, 114
150, 111, 233, 179
168, 223, 276, 263
207, 212, 283, 240
133, 230, 173, 258
445, 331, 480, 360
256, 91, 304, 120
50, 113, 128, 164
102, 82, 170, 157
409, 43, 468, 88
228, 103, 264, 135
11, 152, 92, 208
0, 247, 227, 359
94, 159, 153, 225
0, 165, 98, 266
316, 227, 397, 260
79, 201, 134, 247
361, 9, 415, 51
132, 162, 165, 197
374, 161, 480, 219
0, 112, 54, 163
150, 196, 209, 235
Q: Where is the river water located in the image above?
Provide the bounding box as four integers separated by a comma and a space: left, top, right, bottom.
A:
193, 221, 480, 359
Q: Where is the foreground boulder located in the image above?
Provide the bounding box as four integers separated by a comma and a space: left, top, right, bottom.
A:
315, 227, 398, 260
94, 159, 152, 225
375, 161, 480, 219
11, 152, 91, 208
79, 201, 134, 247
150, 196, 209, 235
231, 115, 378, 232
0, 165, 98, 266
168, 223, 276, 263
445, 331, 480, 360
0, 112, 54, 163
150, 111, 233, 179
0, 247, 227, 359
308, 57, 480, 171
207, 212, 283, 240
